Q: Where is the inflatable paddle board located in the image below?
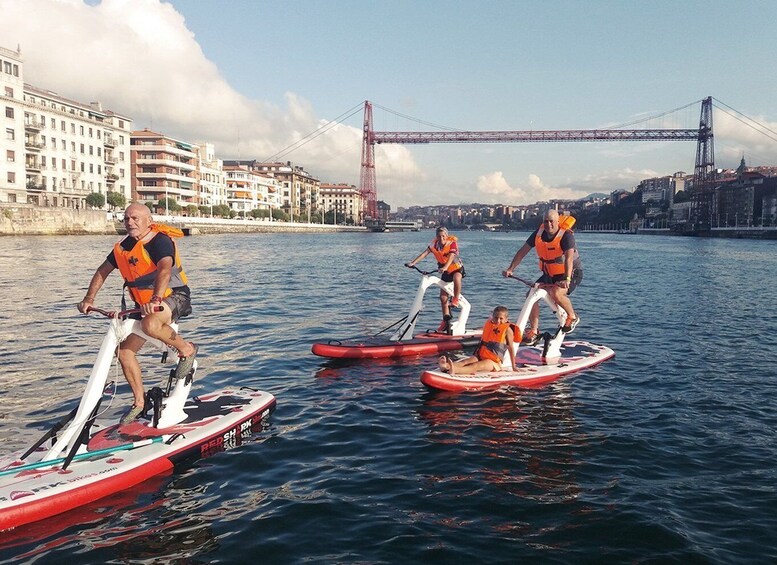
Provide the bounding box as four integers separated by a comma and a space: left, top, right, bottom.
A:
420, 341, 614, 392
312, 330, 482, 359
0, 388, 276, 531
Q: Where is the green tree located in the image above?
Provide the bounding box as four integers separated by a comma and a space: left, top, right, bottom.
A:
673, 190, 690, 203
106, 191, 126, 210
186, 204, 198, 217
157, 198, 181, 212
85, 192, 105, 208
272, 209, 289, 221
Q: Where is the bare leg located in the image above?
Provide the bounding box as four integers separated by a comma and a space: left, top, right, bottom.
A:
452, 271, 462, 302
439, 289, 450, 318
438, 355, 451, 372
529, 302, 540, 332
117, 333, 147, 407
140, 304, 195, 357
450, 358, 502, 375
548, 286, 576, 322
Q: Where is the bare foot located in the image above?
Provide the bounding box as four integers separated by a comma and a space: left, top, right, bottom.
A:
438, 355, 451, 373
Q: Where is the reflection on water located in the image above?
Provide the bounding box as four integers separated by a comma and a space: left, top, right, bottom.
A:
1, 232, 777, 562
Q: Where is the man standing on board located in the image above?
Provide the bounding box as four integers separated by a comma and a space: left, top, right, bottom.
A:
77, 203, 197, 424
502, 209, 582, 344
405, 226, 465, 333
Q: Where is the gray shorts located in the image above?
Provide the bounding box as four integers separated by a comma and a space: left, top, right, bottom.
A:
163, 288, 192, 322
536, 269, 583, 295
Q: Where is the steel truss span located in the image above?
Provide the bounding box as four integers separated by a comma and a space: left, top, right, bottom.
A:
373, 129, 699, 144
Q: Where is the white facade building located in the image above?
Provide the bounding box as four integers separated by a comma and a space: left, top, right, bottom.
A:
319, 183, 362, 224
0, 46, 132, 207
224, 165, 280, 216
196, 142, 226, 209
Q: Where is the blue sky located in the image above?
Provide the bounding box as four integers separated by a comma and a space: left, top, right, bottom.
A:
2, 0, 776, 207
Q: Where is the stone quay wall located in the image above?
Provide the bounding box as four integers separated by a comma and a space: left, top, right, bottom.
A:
0, 205, 366, 236
0, 204, 118, 235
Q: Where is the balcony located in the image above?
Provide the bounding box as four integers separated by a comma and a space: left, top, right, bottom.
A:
24, 119, 43, 131
25, 141, 43, 151
25, 161, 41, 172
104, 137, 116, 148
106, 173, 119, 184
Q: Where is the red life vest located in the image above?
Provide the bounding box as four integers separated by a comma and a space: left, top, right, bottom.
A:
113, 223, 188, 305
476, 319, 510, 363
429, 235, 463, 274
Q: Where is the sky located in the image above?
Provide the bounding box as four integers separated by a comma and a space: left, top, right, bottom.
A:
2, 0, 776, 208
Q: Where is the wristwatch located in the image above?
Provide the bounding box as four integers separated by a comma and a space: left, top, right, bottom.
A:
150, 295, 163, 304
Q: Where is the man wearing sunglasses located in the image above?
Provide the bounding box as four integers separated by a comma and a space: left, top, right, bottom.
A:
502, 209, 582, 344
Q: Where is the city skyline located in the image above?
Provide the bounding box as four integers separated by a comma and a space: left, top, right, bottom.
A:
1, 0, 776, 208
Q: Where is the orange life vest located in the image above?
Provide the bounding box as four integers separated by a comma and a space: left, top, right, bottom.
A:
113, 223, 188, 305
476, 319, 510, 363
429, 235, 463, 274
535, 226, 567, 277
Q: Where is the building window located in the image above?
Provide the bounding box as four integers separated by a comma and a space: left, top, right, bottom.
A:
80, 125, 84, 136
5, 128, 13, 140
5, 106, 12, 118
7, 172, 15, 183
12, 64, 18, 77
6, 149, 14, 162
4, 86, 13, 97
3, 61, 11, 74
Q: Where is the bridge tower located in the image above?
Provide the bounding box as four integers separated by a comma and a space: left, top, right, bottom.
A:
359, 101, 378, 225
691, 96, 715, 230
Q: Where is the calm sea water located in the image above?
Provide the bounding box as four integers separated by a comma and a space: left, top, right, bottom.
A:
0, 230, 775, 564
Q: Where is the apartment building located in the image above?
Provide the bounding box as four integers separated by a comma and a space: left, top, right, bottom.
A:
0, 45, 132, 207
319, 183, 362, 224
196, 142, 226, 209
131, 129, 200, 208
224, 160, 319, 220
223, 165, 281, 215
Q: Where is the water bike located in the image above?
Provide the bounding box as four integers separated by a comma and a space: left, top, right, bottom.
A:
311, 265, 482, 359
420, 275, 614, 392
0, 306, 276, 531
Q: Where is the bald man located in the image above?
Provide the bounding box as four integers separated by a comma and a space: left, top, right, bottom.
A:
502, 209, 583, 343
78, 203, 197, 424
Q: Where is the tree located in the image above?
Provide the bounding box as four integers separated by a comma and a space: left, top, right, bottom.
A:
185, 204, 198, 217
106, 191, 126, 210
157, 197, 181, 212
673, 190, 690, 203
85, 192, 105, 208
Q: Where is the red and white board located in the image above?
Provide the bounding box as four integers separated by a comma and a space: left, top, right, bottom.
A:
312, 331, 482, 359
420, 341, 614, 392
0, 389, 275, 531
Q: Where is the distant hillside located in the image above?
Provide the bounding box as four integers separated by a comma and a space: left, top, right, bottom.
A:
584, 193, 609, 200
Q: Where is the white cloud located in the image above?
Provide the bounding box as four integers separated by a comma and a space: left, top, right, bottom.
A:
475, 172, 592, 205
0, 0, 420, 203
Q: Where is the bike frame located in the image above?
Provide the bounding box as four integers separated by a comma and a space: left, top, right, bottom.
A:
42, 311, 192, 462
505, 283, 568, 365
390, 272, 471, 341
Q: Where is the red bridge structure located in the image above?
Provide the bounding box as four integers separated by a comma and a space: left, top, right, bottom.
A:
359, 97, 715, 231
